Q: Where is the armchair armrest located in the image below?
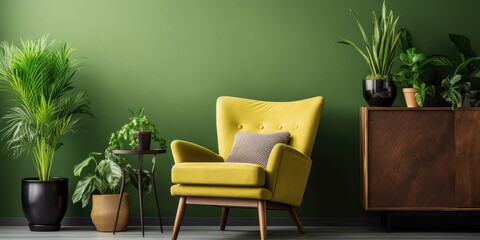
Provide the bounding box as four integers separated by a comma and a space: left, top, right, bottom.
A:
265, 143, 312, 206
171, 140, 224, 164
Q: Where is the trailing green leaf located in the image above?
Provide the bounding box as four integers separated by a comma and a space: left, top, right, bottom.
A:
399, 27, 413, 52
449, 34, 476, 60
413, 83, 435, 107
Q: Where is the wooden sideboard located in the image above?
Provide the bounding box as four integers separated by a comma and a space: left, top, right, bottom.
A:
361, 107, 480, 211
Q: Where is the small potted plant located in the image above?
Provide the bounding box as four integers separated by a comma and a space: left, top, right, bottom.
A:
393, 48, 437, 107
72, 151, 130, 232
441, 74, 469, 110
109, 107, 166, 150
449, 33, 480, 89
439, 51, 480, 110
338, 0, 400, 107
447, 34, 480, 107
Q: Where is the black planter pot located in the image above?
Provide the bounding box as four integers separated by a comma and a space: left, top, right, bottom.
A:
21, 177, 68, 231
137, 131, 152, 150
470, 77, 480, 90
362, 79, 397, 107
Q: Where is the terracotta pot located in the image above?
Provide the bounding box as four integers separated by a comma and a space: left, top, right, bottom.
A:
403, 88, 419, 108
91, 193, 129, 232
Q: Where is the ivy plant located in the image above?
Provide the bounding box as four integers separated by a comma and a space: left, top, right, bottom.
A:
109, 107, 166, 150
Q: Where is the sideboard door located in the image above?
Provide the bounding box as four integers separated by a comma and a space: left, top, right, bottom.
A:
455, 109, 480, 208
362, 108, 456, 210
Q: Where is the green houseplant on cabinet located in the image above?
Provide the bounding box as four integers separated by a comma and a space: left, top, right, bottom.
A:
441, 74, 469, 110
448, 34, 480, 107
72, 152, 130, 232
338, 0, 401, 107
393, 48, 439, 107
449, 34, 480, 87
0, 35, 91, 231
440, 55, 480, 109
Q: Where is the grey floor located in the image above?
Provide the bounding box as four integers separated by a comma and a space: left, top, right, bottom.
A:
1, 226, 480, 240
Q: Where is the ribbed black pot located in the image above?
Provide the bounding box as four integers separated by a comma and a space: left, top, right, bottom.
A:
21, 177, 68, 231
137, 131, 152, 150
362, 79, 397, 107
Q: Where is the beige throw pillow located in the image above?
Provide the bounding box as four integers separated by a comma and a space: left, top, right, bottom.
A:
226, 132, 290, 168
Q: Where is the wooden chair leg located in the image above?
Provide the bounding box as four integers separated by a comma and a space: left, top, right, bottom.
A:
220, 207, 229, 231
257, 200, 267, 240
288, 206, 305, 234
172, 197, 187, 240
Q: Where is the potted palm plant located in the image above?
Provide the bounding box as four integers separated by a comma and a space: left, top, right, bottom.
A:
0, 35, 91, 231
338, 0, 400, 107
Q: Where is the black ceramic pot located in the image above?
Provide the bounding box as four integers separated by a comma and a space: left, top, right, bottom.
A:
470, 77, 480, 90
362, 79, 397, 107
137, 131, 152, 150
21, 177, 68, 231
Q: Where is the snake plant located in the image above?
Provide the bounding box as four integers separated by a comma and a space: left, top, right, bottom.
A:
338, 0, 401, 80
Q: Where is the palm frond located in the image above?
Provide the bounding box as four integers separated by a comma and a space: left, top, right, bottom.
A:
0, 34, 91, 180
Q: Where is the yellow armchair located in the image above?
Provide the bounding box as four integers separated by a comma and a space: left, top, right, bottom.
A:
170, 96, 324, 240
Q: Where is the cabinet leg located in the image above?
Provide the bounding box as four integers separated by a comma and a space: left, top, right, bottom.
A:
383, 211, 392, 233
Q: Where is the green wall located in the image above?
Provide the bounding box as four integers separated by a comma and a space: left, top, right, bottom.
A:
0, 0, 478, 219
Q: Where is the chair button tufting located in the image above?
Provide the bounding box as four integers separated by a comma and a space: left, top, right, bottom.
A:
278, 126, 283, 130
295, 125, 299, 129
238, 125, 243, 129
260, 126, 264, 129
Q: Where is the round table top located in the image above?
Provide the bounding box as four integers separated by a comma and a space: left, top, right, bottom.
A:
111, 149, 166, 155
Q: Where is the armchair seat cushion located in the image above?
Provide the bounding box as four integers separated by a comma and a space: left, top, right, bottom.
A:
171, 185, 272, 200
172, 162, 266, 187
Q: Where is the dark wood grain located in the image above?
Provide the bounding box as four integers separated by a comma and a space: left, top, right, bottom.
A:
361, 108, 456, 210
455, 109, 480, 208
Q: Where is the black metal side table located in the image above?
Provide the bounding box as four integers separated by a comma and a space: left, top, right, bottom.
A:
112, 149, 166, 236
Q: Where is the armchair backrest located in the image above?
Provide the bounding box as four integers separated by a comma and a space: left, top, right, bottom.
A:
216, 96, 324, 159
